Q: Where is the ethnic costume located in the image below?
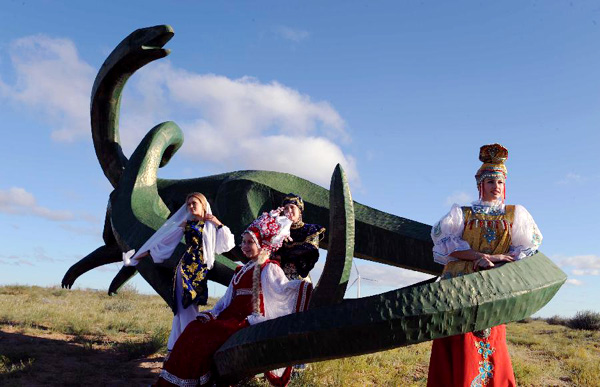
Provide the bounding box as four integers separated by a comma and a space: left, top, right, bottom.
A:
123, 200, 235, 351
156, 211, 313, 387
275, 194, 325, 280
427, 144, 542, 387
278, 222, 325, 279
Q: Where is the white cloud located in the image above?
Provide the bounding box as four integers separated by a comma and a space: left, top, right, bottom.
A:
60, 224, 103, 239
0, 187, 74, 221
559, 254, 600, 276
0, 34, 94, 142
121, 62, 356, 186
0, 254, 34, 267
572, 269, 599, 276
566, 278, 583, 286
445, 191, 474, 206
274, 26, 310, 42
556, 172, 590, 185
1, 35, 357, 188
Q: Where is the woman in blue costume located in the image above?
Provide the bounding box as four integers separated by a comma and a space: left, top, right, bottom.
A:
427, 144, 542, 387
123, 192, 235, 353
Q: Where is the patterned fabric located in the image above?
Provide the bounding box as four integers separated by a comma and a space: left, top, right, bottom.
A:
276, 222, 325, 279
476, 143, 508, 184
159, 368, 209, 386
429, 203, 518, 386
245, 211, 291, 252
471, 340, 496, 386
157, 260, 312, 387
460, 205, 515, 255
179, 220, 208, 309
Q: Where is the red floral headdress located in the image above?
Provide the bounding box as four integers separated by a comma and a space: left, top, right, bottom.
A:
244, 210, 292, 252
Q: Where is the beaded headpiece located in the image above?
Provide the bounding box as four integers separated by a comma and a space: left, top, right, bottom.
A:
282, 193, 304, 212
244, 211, 291, 252
476, 144, 508, 184
475, 143, 508, 201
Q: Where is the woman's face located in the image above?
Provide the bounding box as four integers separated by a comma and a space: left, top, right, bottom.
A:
283, 203, 301, 223
241, 233, 260, 260
187, 196, 204, 218
481, 178, 504, 202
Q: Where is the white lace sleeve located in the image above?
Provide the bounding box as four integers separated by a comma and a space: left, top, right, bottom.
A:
431, 204, 471, 265
509, 205, 542, 260
215, 226, 235, 254
247, 263, 311, 325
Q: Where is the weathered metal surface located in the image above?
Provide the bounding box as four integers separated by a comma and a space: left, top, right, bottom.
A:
310, 164, 355, 308
214, 252, 566, 382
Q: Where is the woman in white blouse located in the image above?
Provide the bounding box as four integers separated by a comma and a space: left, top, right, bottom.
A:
427, 144, 542, 387
123, 192, 235, 352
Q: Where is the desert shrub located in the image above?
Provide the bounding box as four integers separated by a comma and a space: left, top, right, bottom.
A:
115, 327, 169, 360
516, 317, 532, 324
567, 310, 600, 331
103, 299, 133, 313
545, 315, 568, 326
0, 353, 34, 377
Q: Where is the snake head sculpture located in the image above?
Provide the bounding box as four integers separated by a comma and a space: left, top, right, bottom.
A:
61, 25, 567, 383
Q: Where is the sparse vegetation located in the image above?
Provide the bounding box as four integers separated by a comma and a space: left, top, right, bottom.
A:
1, 285, 599, 386
546, 314, 569, 326
567, 310, 600, 331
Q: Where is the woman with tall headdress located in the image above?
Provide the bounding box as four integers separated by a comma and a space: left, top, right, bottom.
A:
275, 193, 326, 280
427, 144, 542, 387
155, 209, 313, 387
123, 192, 235, 353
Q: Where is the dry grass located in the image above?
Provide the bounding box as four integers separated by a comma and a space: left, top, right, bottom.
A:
1, 285, 599, 386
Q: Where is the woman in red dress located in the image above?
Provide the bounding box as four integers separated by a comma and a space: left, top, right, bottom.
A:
155, 209, 312, 386
427, 144, 542, 387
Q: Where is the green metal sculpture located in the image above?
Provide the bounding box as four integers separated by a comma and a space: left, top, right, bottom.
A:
61, 25, 566, 383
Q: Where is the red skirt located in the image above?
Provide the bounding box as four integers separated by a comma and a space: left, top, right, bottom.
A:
427, 325, 516, 387
155, 317, 293, 386
155, 317, 243, 386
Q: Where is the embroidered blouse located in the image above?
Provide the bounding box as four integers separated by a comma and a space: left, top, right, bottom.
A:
200, 260, 312, 325
431, 200, 542, 265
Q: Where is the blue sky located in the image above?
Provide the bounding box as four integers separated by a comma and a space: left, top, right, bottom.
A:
0, 1, 598, 317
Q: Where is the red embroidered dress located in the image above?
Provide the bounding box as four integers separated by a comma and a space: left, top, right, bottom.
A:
156, 259, 312, 386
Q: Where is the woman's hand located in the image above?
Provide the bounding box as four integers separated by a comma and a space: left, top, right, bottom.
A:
475, 257, 495, 270
134, 251, 150, 261
488, 254, 515, 263
204, 214, 223, 227
196, 312, 213, 323
270, 207, 285, 217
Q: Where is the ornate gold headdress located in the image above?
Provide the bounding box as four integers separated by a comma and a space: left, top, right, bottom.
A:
475, 144, 508, 201
475, 143, 508, 184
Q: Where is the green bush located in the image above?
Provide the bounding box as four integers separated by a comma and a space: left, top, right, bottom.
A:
567, 310, 600, 331
545, 315, 568, 326
516, 317, 532, 324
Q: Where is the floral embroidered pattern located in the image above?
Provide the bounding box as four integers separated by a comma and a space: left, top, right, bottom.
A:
470, 339, 495, 386
483, 228, 497, 244
179, 220, 208, 308
432, 222, 442, 237
472, 204, 505, 216
159, 369, 210, 386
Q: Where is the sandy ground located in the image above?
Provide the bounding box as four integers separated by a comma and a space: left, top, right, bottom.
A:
0, 325, 164, 386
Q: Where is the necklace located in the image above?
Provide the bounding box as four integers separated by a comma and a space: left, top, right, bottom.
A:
233, 261, 255, 285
